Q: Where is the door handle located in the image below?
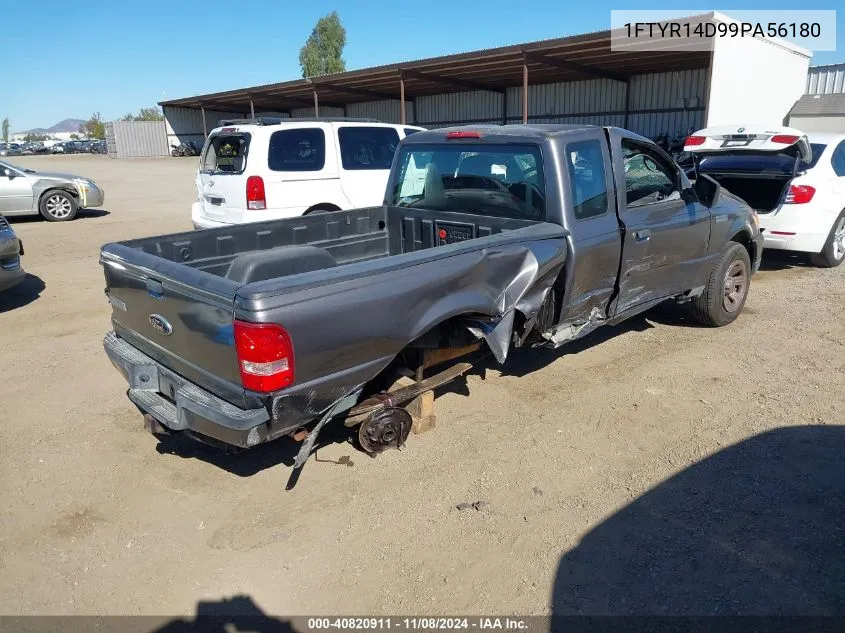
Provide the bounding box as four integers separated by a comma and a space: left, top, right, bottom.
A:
146, 278, 164, 300
634, 229, 651, 242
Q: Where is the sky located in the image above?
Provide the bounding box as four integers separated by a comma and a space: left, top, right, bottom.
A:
2, 0, 843, 131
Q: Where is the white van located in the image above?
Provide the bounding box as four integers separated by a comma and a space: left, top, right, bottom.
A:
191, 117, 425, 229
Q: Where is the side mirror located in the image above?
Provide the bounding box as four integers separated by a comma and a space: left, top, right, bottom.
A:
692, 173, 721, 208
3, 168, 14, 179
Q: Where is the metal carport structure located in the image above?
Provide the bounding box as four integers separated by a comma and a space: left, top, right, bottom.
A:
159, 12, 810, 147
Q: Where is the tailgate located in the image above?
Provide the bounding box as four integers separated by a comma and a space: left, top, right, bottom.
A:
100, 243, 245, 406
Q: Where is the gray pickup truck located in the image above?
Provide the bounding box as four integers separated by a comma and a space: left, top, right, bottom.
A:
101, 124, 763, 467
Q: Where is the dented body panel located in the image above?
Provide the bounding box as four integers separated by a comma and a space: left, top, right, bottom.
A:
100, 124, 762, 451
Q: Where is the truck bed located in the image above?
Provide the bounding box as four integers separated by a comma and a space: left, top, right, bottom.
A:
100, 206, 565, 425
115, 206, 541, 282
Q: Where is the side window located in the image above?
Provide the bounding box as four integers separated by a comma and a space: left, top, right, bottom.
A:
566, 139, 608, 220
622, 140, 679, 207
268, 128, 325, 172
404, 128, 421, 137
832, 140, 845, 177
338, 127, 400, 170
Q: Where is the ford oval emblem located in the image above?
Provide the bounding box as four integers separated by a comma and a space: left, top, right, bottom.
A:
149, 314, 173, 336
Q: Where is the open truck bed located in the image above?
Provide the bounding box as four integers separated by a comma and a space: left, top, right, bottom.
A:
101, 205, 567, 447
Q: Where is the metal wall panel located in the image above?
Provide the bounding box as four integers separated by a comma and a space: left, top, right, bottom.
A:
163, 105, 245, 146
290, 106, 346, 118
415, 90, 504, 127
626, 69, 707, 137
807, 64, 845, 95
346, 100, 414, 124
407, 70, 705, 138
107, 120, 169, 158
505, 78, 627, 120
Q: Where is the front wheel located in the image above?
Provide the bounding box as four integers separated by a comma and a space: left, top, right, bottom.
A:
39, 190, 78, 222
809, 212, 845, 268
690, 242, 751, 327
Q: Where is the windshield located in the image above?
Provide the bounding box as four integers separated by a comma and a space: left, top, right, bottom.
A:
390, 144, 545, 219
200, 133, 251, 174
697, 143, 827, 175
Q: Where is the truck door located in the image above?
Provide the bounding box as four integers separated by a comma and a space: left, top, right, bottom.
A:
609, 134, 711, 316
556, 131, 622, 325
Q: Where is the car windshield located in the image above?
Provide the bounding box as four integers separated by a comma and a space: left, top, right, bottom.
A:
697, 143, 826, 175
390, 144, 545, 219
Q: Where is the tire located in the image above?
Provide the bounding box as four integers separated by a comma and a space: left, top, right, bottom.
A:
809, 211, 845, 268
171, 149, 179, 157
691, 241, 752, 327
304, 204, 341, 215
39, 190, 78, 222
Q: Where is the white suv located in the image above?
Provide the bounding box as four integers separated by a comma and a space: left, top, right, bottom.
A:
191, 118, 425, 229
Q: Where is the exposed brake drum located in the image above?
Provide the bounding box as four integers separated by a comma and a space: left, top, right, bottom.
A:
358, 407, 413, 454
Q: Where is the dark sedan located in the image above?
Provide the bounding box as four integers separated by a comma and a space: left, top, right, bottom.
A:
0, 215, 25, 291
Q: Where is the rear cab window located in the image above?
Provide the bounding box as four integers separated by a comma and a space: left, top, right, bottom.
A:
268, 128, 325, 171
391, 143, 545, 219
338, 126, 400, 170
201, 132, 250, 174
565, 139, 609, 220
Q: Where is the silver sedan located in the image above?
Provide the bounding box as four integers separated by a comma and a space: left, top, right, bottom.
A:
0, 160, 105, 221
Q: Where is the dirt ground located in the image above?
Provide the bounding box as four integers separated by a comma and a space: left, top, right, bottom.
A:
0, 155, 843, 617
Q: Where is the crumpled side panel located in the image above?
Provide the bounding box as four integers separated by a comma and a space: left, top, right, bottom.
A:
31, 178, 86, 212
261, 231, 568, 434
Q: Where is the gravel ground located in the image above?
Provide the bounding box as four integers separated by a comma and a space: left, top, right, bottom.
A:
0, 155, 843, 617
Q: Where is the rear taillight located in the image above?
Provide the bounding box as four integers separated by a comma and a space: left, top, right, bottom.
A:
684, 135, 706, 147
233, 320, 294, 392
784, 184, 816, 204
246, 175, 266, 210
770, 134, 799, 145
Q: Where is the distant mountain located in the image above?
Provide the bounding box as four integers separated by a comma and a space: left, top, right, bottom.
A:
48, 118, 85, 133
16, 118, 86, 135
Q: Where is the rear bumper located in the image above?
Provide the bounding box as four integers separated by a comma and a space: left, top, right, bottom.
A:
0, 236, 25, 292
759, 205, 833, 254
190, 201, 314, 230
0, 265, 25, 292
191, 203, 233, 230
104, 331, 271, 448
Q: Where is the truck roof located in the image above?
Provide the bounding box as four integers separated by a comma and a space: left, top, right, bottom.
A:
403, 124, 599, 144
403, 124, 657, 147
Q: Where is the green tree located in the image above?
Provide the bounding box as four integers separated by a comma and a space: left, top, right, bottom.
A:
1, 118, 8, 143
298, 11, 346, 78
70, 133, 80, 140
79, 112, 105, 139
23, 133, 49, 142
121, 107, 164, 122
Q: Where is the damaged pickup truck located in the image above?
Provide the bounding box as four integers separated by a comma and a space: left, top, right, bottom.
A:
101, 124, 763, 468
